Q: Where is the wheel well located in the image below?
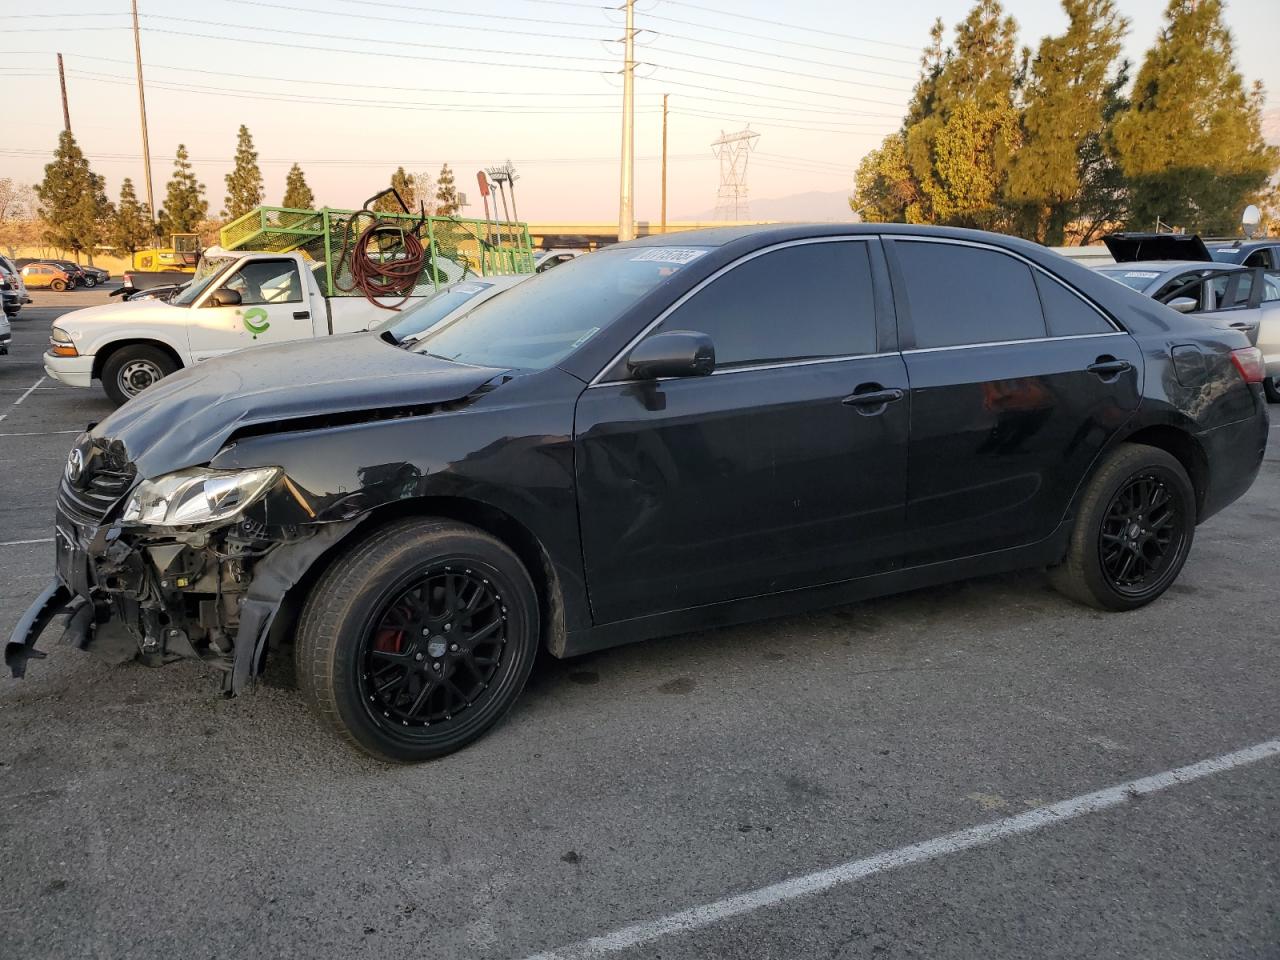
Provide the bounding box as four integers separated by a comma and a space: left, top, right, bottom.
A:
266, 496, 567, 668
91, 339, 183, 381
1121, 425, 1209, 520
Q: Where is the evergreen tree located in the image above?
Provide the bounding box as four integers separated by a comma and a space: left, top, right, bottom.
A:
372, 167, 416, 213
1112, 0, 1278, 233
1005, 0, 1128, 244
108, 177, 153, 258
34, 130, 110, 263
158, 144, 208, 235
852, 134, 918, 222
903, 0, 1024, 229
281, 163, 315, 209
435, 163, 460, 216
223, 124, 264, 220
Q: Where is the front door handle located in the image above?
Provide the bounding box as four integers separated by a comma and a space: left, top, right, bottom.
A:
1086, 358, 1132, 380
293, 310, 310, 320
842, 387, 905, 412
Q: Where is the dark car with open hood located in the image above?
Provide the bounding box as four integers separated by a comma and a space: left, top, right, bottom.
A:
7, 225, 1270, 761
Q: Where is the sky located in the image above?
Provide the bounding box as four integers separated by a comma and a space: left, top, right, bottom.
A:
4, 0, 1279, 224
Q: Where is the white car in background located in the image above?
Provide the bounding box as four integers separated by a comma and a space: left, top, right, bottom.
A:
0, 253, 29, 320
368, 273, 534, 343
0, 312, 10, 356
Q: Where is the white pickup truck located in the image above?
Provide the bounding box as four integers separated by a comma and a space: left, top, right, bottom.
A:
45, 247, 444, 404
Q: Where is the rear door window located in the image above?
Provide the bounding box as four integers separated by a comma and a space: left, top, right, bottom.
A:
895, 241, 1046, 348
650, 240, 877, 367
1034, 273, 1115, 336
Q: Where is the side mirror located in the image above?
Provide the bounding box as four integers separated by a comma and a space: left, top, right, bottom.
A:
209, 288, 242, 307
1166, 296, 1198, 314
627, 330, 715, 380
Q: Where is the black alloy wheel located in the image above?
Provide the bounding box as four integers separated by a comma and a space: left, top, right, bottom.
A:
296, 518, 539, 762
361, 565, 508, 728
1097, 473, 1184, 596
1048, 443, 1196, 611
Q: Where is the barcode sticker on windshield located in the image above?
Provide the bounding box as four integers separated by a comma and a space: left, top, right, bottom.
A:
631, 248, 707, 265
1123, 271, 1160, 279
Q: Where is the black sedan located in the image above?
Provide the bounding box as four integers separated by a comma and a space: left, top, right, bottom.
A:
8, 225, 1270, 761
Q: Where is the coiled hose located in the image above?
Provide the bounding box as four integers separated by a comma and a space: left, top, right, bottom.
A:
337, 209, 427, 311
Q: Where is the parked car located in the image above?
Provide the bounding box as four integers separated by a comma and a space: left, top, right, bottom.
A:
79, 265, 110, 287
0, 254, 31, 318
36, 259, 88, 287
1207, 238, 1280, 270
20, 262, 74, 292
0, 311, 9, 355
7, 224, 1268, 762
534, 248, 587, 273
368, 273, 533, 340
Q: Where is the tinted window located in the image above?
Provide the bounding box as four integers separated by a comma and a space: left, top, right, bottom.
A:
652, 241, 876, 366
1242, 249, 1274, 269
896, 242, 1045, 348
1034, 273, 1114, 336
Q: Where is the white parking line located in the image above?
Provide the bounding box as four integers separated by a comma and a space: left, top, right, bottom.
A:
519, 739, 1280, 960
0, 538, 54, 547
0, 376, 46, 424
0, 430, 81, 438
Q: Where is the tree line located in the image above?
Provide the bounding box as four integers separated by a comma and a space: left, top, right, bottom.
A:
3, 124, 463, 263
853, 0, 1279, 243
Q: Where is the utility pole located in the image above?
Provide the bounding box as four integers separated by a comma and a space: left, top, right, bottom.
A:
131, 0, 156, 232
660, 93, 668, 233
617, 0, 636, 242
56, 54, 71, 132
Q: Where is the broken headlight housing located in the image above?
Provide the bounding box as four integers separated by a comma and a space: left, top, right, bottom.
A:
121, 466, 282, 528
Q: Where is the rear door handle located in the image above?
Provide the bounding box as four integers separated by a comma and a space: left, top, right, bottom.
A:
842, 387, 905, 411
1086, 359, 1132, 379
293, 310, 310, 320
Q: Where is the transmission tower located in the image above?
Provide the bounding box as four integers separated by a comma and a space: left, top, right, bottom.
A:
711, 128, 759, 220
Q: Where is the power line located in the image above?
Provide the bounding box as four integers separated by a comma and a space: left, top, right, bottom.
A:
0, 146, 707, 166
654, 0, 921, 51
224, 0, 617, 31
646, 30, 916, 81
645, 62, 905, 107
642, 42, 912, 92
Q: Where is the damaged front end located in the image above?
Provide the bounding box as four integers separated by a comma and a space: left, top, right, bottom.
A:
6, 436, 359, 693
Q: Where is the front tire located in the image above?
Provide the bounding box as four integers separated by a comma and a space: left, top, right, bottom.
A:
84, 276, 96, 288
1264, 376, 1280, 404
1048, 443, 1196, 611
296, 519, 540, 762
100, 344, 177, 405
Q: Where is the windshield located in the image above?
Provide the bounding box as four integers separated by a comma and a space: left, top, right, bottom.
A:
1210, 248, 1243, 264
372, 280, 495, 339
1098, 268, 1161, 291
171, 256, 235, 306
411, 245, 709, 370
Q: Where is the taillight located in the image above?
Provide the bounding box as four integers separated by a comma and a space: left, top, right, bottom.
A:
1230, 347, 1265, 383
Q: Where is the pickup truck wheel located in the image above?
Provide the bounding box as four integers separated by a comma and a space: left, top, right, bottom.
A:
50, 279, 66, 292
1048, 443, 1196, 611
296, 518, 539, 762
1264, 376, 1280, 403
101, 345, 177, 405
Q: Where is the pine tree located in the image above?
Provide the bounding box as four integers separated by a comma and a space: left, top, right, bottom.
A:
223, 124, 264, 220
435, 163, 460, 216
903, 0, 1024, 230
372, 167, 416, 213
1112, 0, 1278, 233
1005, 0, 1128, 244
108, 177, 153, 257
282, 163, 315, 209
158, 144, 208, 235
34, 130, 110, 263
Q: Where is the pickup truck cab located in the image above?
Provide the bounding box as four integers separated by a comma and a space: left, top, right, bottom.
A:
46, 247, 432, 404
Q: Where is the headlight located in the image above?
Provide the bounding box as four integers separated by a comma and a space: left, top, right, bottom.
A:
121, 466, 282, 527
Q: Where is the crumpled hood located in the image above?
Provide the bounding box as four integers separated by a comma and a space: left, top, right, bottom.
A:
92, 333, 507, 478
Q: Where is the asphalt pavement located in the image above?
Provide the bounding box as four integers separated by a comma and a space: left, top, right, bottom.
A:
1, 291, 1277, 959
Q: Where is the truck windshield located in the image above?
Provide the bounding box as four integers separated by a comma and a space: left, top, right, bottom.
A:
410, 246, 709, 371
171, 256, 236, 306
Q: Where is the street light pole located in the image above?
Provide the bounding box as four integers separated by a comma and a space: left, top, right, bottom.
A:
660, 93, 668, 234
617, 0, 636, 242
131, 0, 156, 231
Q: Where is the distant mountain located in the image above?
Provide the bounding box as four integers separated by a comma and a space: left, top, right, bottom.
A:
678, 190, 860, 223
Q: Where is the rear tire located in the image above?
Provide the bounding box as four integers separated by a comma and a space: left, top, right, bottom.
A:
84, 276, 96, 288
1048, 443, 1196, 611
50, 279, 66, 292
295, 518, 540, 762
1264, 376, 1280, 404
100, 344, 177, 405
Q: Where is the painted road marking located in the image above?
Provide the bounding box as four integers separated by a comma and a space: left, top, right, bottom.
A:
519, 739, 1280, 960
0, 538, 54, 547
0, 430, 82, 438
0, 376, 46, 424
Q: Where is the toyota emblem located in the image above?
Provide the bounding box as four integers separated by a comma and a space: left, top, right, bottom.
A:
66, 448, 84, 484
